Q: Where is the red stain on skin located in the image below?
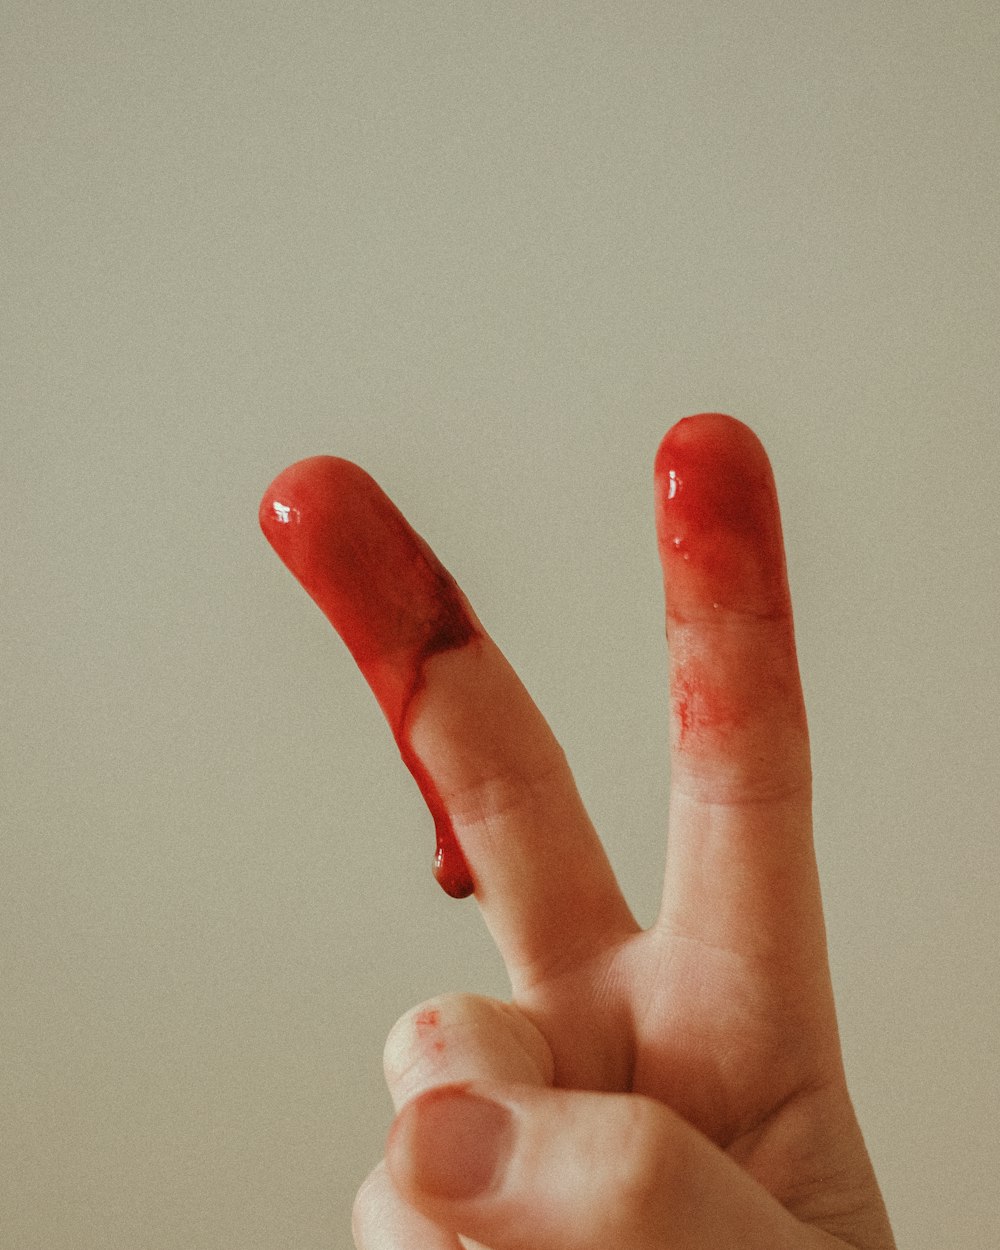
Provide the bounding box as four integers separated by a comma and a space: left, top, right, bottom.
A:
654, 413, 791, 622
414, 1008, 445, 1053
654, 414, 799, 749
259, 457, 477, 899
672, 669, 742, 748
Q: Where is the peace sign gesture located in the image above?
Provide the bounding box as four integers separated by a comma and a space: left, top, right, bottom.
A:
261, 413, 896, 1249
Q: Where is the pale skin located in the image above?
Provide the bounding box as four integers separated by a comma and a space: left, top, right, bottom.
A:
346, 415, 896, 1250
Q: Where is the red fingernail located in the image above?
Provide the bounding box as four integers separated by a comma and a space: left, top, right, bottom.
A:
393, 1086, 514, 1202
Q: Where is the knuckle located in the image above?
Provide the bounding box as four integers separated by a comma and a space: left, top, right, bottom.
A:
444, 746, 570, 842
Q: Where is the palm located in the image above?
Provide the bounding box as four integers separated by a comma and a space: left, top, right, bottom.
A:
485, 911, 882, 1249
629, 933, 819, 1145
540, 935, 816, 1127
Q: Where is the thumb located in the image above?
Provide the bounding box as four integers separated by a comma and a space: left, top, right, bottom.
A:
386, 1081, 830, 1250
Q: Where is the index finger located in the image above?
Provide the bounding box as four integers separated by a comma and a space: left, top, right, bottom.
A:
259, 456, 636, 985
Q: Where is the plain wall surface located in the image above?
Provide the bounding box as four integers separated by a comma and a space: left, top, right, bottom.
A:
4, 3, 998, 1246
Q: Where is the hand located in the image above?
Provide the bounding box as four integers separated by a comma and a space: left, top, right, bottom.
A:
261, 413, 896, 1249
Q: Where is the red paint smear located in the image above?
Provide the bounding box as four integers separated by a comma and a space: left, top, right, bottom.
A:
653, 413, 791, 620
414, 1008, 445, 1053
259, 456, 477, 899
672, 668, 743, 748
414, 1009, 441, 1031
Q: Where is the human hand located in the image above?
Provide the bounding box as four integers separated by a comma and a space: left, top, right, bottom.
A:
260, 414, 896, 1249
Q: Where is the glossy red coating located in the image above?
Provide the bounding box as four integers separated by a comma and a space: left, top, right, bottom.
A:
653, 413, 791, 622
259, 456, 477, 898
654, 414, 797, 750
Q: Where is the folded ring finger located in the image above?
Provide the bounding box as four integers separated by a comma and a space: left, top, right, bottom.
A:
382, 993, 554, 1111
353, 994, 552, 1250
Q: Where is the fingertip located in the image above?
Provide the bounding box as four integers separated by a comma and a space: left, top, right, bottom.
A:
653, 412, 790, 620
655, 411, 750, 467
258, 452, 477, 678
656, 410, 759, 449
258, 456, 389, 610
259, 454, 366, 537
653, 412, 774, 526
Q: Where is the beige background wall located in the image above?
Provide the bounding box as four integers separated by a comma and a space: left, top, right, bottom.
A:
4, 3, 998, 1247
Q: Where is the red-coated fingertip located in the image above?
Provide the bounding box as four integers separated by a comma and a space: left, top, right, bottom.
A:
259, 454, 478, 900
259, 455, 369, 548
653, 413, 790, 618
653, 413, 767, 505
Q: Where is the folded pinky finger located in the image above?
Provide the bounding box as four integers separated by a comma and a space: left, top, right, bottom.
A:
353, 1161, 463, 1250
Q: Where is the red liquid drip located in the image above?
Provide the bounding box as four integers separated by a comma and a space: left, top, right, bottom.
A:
259, 456, 478, 898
